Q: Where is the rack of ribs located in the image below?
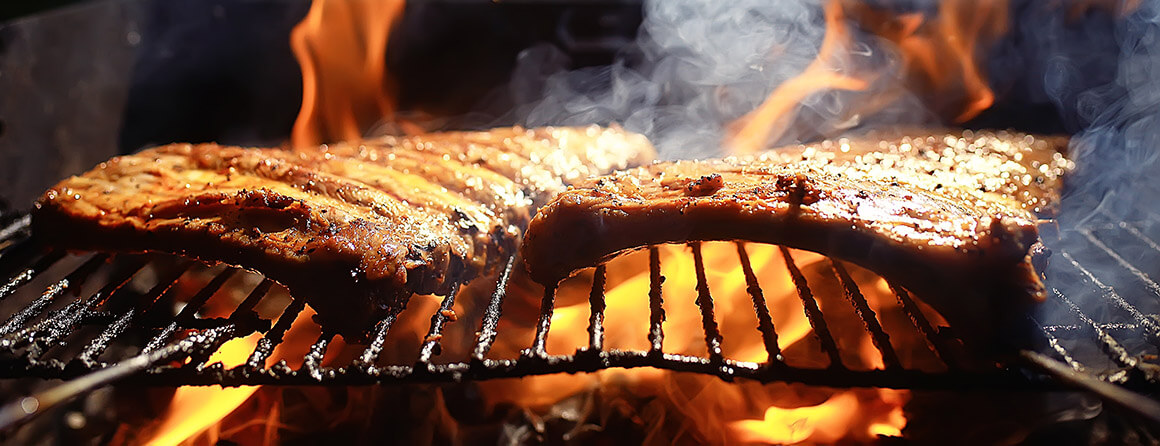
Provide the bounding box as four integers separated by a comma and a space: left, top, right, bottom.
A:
33, 126, 656, 335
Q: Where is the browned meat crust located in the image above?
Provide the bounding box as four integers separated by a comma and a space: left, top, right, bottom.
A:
522, 130, 1071, 352
33, 126, 655, 334
769, 129, 1070, 216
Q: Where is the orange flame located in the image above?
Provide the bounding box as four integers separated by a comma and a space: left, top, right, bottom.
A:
727, 0, 1012, 154
289, 0, 406, 147
857, 0, 1009, 122
141, 279, 323, 446
731, 388, 908, 444
478, 243, 919, 443
727, 0, 868, 154
144, 335, 262, 446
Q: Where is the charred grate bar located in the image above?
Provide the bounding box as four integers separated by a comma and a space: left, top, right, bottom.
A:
736, 242, 783, 366
779, 246, 844, 368
0, 213, 1159, 426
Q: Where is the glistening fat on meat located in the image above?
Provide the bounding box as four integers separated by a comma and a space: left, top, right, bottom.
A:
33, 126, 656, 336
521, 130, 1071, 354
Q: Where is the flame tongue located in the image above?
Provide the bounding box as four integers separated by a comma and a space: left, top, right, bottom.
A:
855, 0, 1009, 123
726, 0, 1010, 154
727, 0, 868, 155
289, 0, 406, 148
143, 335, 262, 446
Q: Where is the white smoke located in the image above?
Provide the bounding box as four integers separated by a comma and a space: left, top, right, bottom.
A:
995, 1, 1160, 222
503, 0, 1160, 219
505, 0, 876, 159
499, 0, 1160, 385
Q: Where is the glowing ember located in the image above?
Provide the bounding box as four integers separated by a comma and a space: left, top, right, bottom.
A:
730, 388, 909, 444
289, 0, 406, 147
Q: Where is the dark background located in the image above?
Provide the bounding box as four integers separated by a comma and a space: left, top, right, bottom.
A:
0, 0, 90, 22
0, 0, 1102, 207
0, 0, 642, 206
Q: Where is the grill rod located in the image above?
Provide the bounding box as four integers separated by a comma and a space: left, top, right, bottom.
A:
3, 208, 1160, 429
1022, 350, 1160, 426
0, 325, 235, 431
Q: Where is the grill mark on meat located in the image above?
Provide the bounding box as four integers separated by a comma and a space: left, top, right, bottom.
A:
522, 130, 1070, 354
184, 146, 448, 225
347, 137, 562, 205
314, 145, 534, 223
34, 125, 655, 335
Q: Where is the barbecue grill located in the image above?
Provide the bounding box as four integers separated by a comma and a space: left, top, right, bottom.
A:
1, 193, 1159, 432
4, 0, 1160, 442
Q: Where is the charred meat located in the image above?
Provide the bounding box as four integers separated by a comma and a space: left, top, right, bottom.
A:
34, 126, 655, 334
522, 130, 1071, 352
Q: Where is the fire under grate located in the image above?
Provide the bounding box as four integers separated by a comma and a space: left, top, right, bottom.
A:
0, 208, 1159, 425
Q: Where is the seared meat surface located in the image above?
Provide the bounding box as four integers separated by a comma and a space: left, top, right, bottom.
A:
768, 129, 1070, 216
34, 126, 655, 333
522, 130, 1071, 352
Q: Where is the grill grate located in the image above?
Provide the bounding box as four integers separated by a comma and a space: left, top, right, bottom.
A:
1, 210, 1159, 423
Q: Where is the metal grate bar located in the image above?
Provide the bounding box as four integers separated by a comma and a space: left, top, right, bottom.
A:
690, 243, 724, 364
95, 346, 1047, 389
1052, 288, 1143, 372
79, 259, 148, 311
887, 281, 959, 368
232, 278, 273, 315
0, 216, 30, 246
142, 268, 237, 354
779, 246, 844, 368
1121, 222, 1160, 255
830, 260, 901, 369
1034, 317, 1085, 372
528, 284, 558, 357
301, 332, 335, 381
586, 265, 607, 352
1043, 323, 1144, 335
1081, 229, 1160, 299
418, 284, 463, 364
0, 323, 239, 432
183, 278, 274, 368
735, 242, 783, 365
75, 263, 193, 365
1060, 251, 1160, 338
76, 311, 133, 367
13, 260, 146, 357
1023, 351, 1160, 425
0, 255, 105, 335
0, 241, 38, 278
127, 261, 195, 317
0, 251, 65, 302
647, 247, 665, 354
470, 256, 516, 361
356, 306, 405, 367
246, 298, 307, 369
0, 216, 30, 257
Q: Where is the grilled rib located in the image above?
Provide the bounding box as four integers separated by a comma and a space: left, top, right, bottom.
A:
522, 130, 1071, 352
34, 126, 655, 334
